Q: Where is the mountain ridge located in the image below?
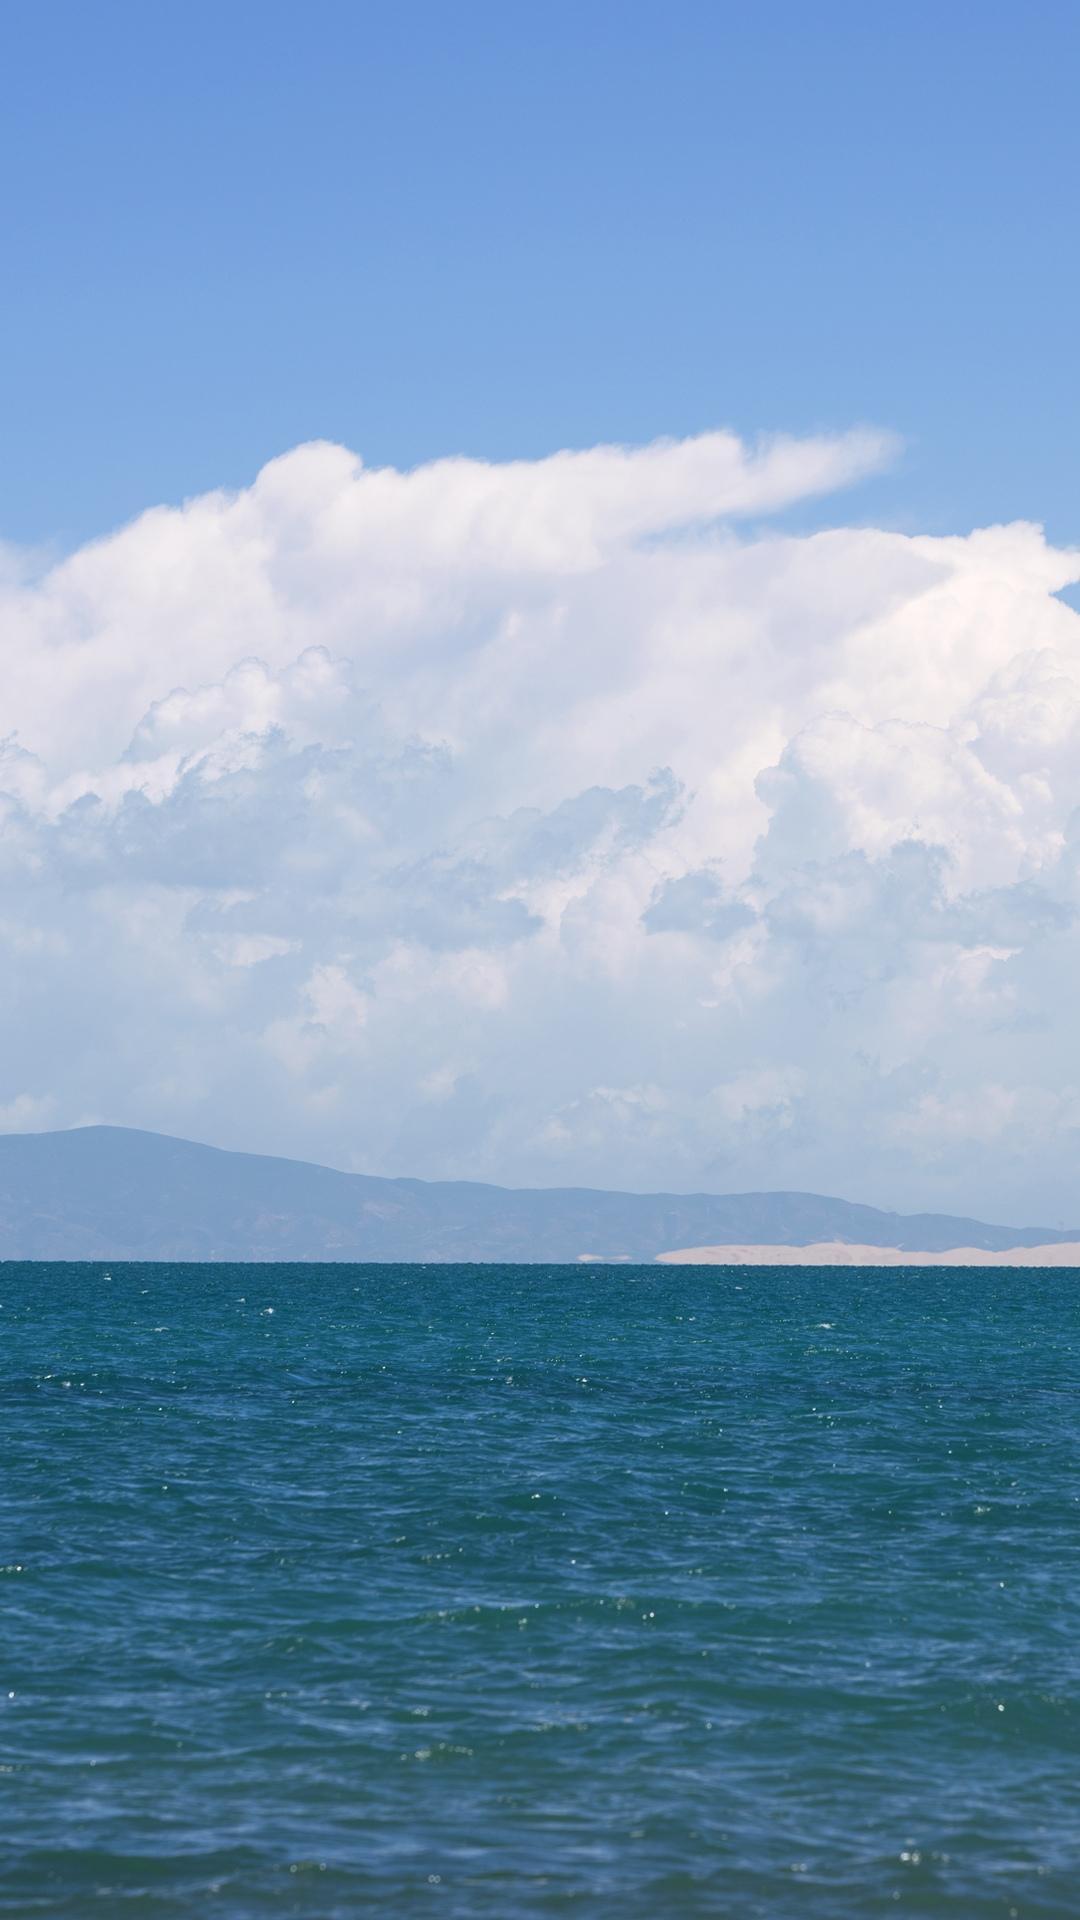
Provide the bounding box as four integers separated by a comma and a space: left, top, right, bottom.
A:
0, 1125, 1074, 1262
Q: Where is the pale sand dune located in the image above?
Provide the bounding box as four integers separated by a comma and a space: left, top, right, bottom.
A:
656, 1241, 1080, 1267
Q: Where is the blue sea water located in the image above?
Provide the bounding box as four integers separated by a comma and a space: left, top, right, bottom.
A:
2, 1262, 1078, 1918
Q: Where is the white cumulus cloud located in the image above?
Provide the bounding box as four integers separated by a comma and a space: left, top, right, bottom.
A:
2, 425, 1080, 1223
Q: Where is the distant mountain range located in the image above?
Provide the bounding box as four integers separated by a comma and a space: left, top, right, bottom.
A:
0, 1125, 1075, 1262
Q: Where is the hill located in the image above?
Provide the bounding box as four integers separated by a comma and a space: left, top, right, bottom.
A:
0, 1126, 1073, 1262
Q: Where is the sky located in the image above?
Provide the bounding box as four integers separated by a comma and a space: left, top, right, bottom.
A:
3, 2, 1080, 1221
4, 0, 1079, 550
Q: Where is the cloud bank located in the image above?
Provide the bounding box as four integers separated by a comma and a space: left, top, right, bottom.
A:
3, 425, 1080, 1221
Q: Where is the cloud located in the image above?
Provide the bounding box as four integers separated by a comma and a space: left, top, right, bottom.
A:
2, 426, 1080, 1222
643, 870, 757, 941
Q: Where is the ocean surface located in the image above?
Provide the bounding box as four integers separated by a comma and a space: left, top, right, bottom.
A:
2, 1263, 1078, 1918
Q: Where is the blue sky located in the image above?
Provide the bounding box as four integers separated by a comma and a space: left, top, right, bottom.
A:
3, 0, 1078, 550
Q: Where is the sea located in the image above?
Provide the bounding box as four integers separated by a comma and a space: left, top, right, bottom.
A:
2, 1261, 1078, 1918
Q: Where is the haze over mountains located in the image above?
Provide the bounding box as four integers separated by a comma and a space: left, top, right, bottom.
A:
0, 1127, 1076, 1264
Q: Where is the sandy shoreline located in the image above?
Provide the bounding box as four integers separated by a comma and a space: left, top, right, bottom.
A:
656, 1241, 1080, 1267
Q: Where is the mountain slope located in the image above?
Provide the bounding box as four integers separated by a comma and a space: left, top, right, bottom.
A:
0, 1126, 1073, 1261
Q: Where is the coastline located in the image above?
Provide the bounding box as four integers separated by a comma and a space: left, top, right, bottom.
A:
656, 1240, 1080, 1266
